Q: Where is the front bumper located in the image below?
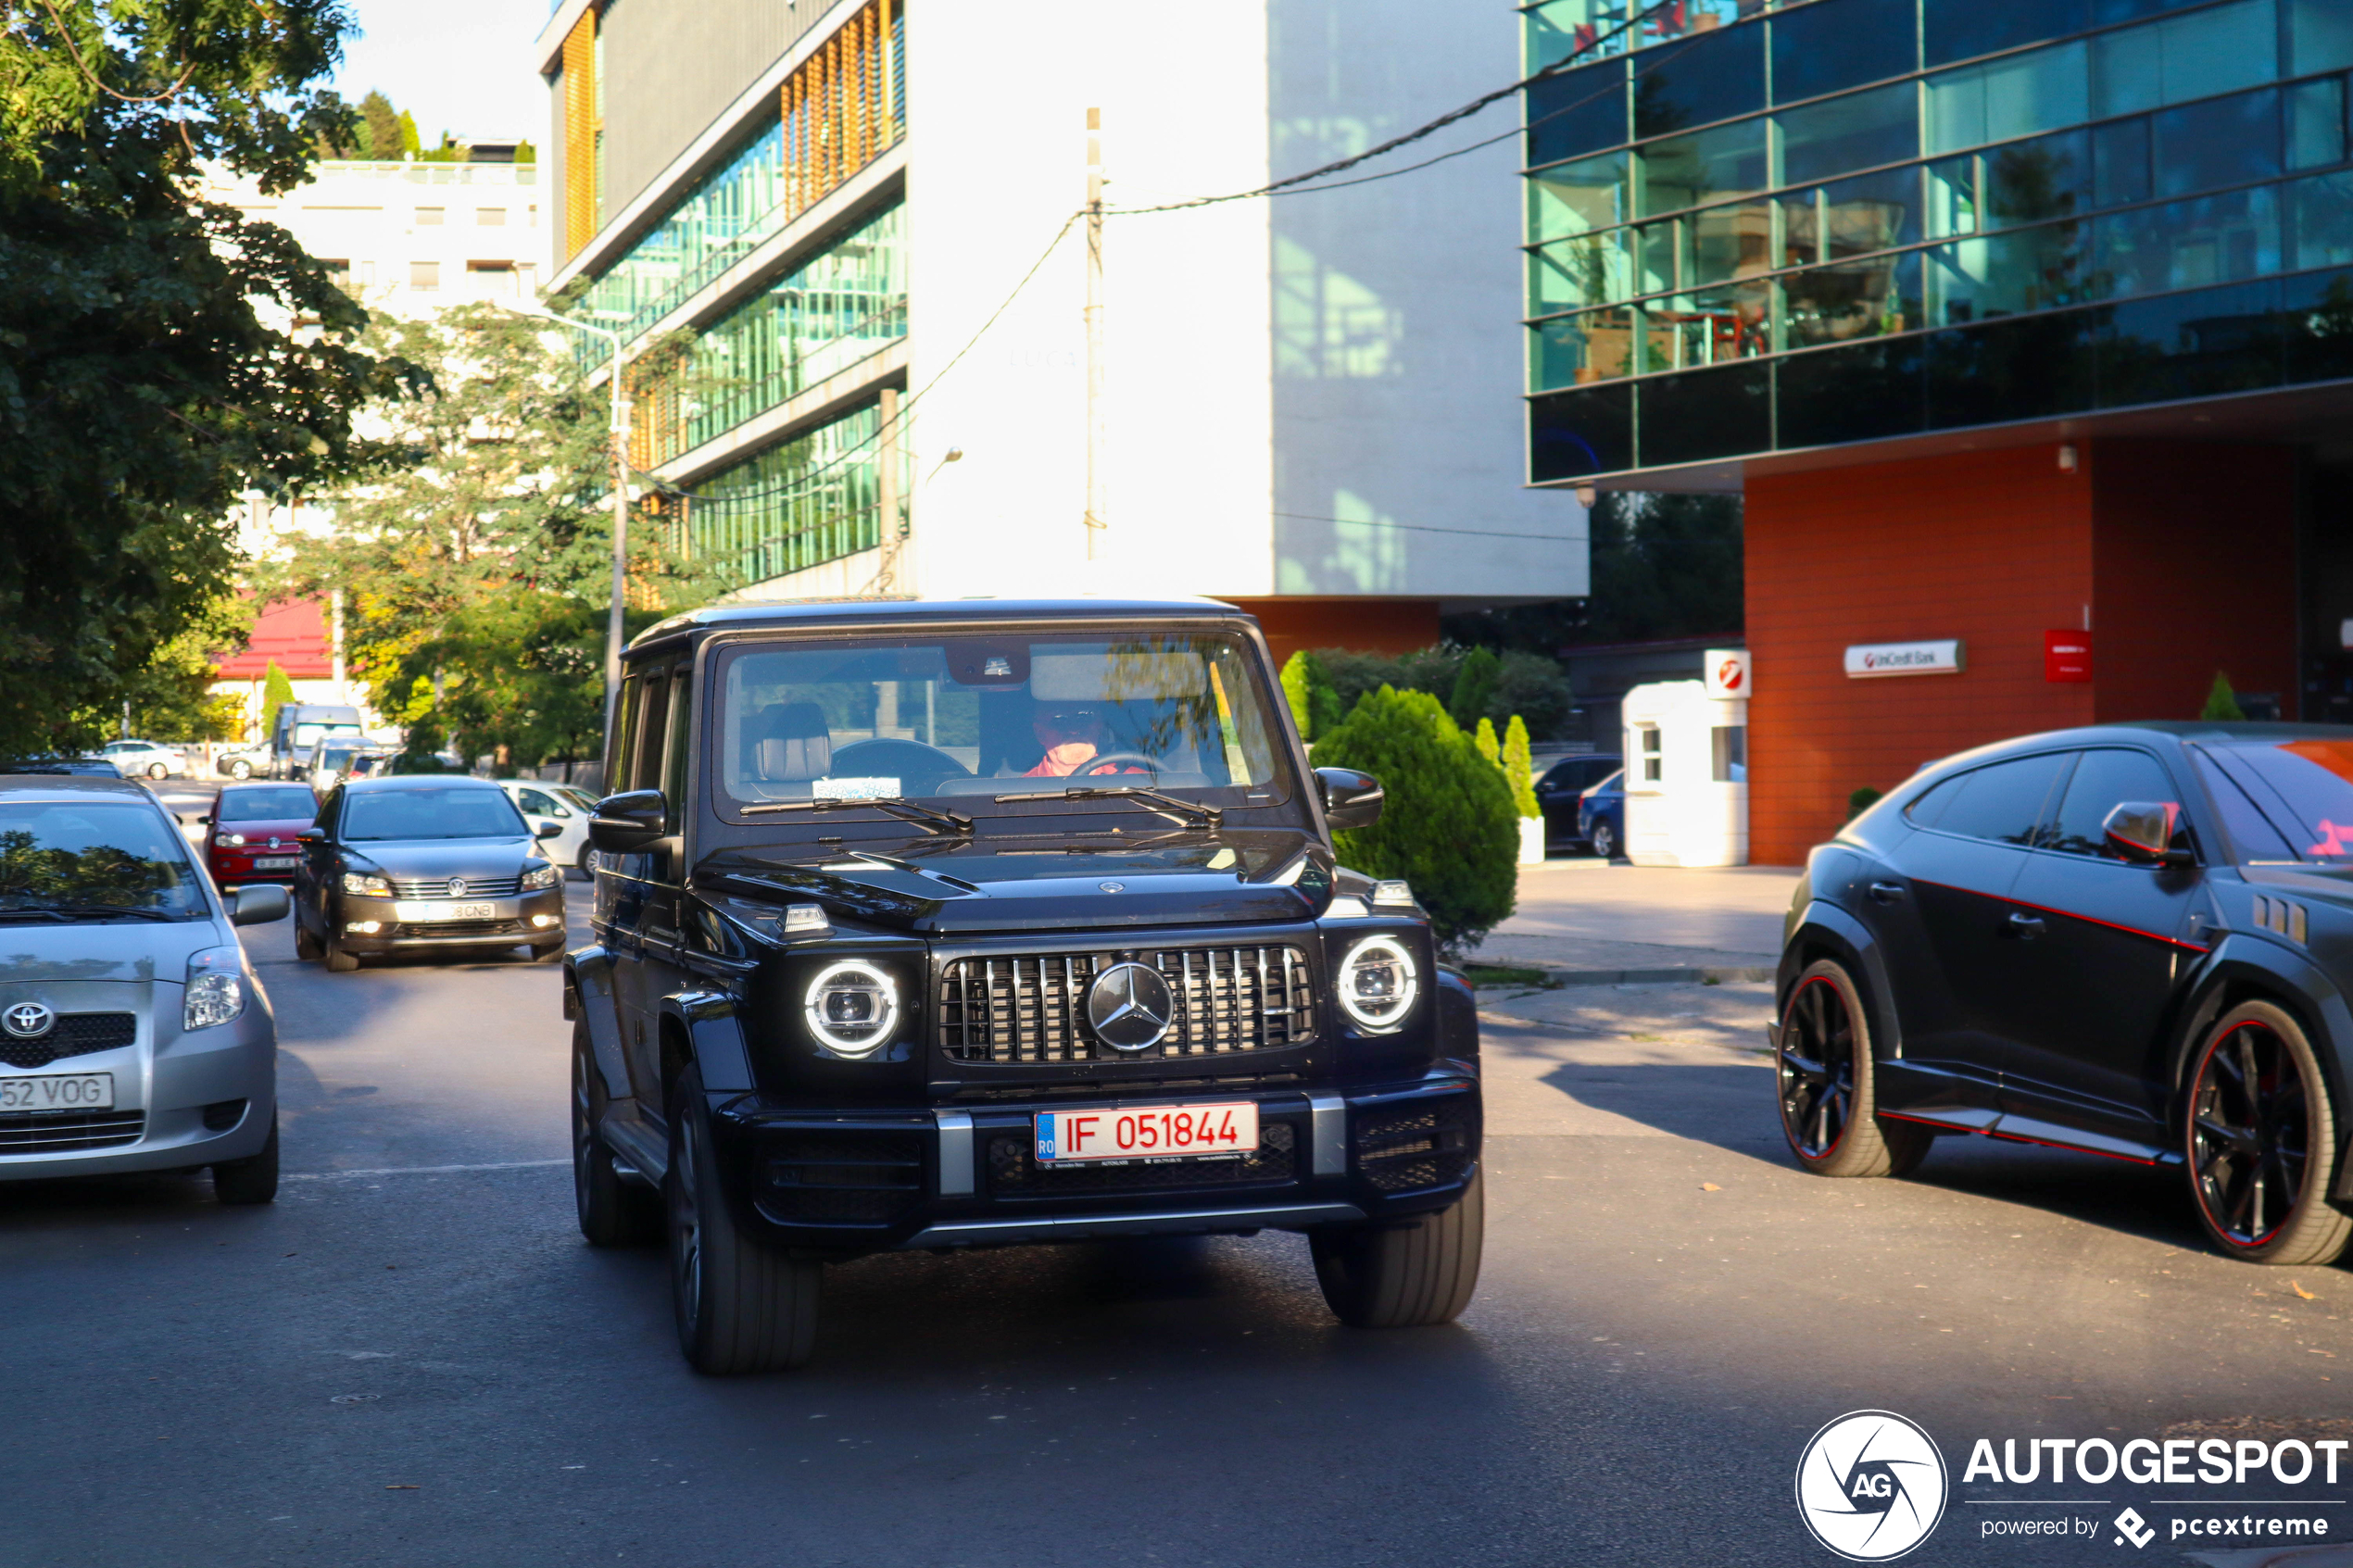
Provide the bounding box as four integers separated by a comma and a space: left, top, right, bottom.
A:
0, 1004, 276, 1182
336, 888, 568, 951
701, 1073, 1480, 1255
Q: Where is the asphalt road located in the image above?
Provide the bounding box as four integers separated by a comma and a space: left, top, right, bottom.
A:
1, 784, 2347, 1566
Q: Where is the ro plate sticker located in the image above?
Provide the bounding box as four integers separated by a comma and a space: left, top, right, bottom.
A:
812, 776, 900, 801
1036, 1112, 1058, 1161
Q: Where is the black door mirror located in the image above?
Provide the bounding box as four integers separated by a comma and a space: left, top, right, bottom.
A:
295, 827, 326, 846
588, 790, 669, 852
534, 820, 565, 840
1315, 767, 1384, 833
2103, 801, 2195, 865
231, 884, 291, 925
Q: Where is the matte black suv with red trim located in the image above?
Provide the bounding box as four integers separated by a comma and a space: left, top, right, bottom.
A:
564, 598, 1483, 1374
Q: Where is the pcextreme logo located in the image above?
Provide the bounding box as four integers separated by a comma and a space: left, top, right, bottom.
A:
1795, 1411, 1951, 1562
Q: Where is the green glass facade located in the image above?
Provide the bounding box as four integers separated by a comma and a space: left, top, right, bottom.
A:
1522, 0, 2353, 480
687, 401, 907, 585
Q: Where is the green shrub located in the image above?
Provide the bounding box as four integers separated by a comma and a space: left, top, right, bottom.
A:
1846, 786, 1883, 821
1279, 650, 1344, 741
260, 660, 296, 737
1309, 644, 1575, 740
1504, 715, 1539, 818
2201, 671, 2246, 721
1450, 646, 1500, 727
1309, 685, 1517, 959
1473, 716, 1500, 766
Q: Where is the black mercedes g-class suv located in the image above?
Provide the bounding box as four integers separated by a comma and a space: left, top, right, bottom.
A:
566, 598, 1482, 1373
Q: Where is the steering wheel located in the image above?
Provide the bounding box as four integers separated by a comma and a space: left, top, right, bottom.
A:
1074, 752, 1158, 780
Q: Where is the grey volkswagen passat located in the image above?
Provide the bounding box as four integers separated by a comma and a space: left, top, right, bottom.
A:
0, 774, 286, 1201
291, 775, 568, 970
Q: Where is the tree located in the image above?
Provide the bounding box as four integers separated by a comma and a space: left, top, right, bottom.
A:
1450, 646, 1500, 728
0, 0, 404, 758
274, 303, 707, 768
261, 660, 297, 731
2202, 672, 2246, 722
359, 90, 400, 159
1309, 645, 1575, 740
1280, 650, 1342, 741
115, 592, 257, 741
1307, 686, 1517, 959
1473, 716, 1500, 767
396, 109, 421, 157
1503, 716, 1539, 819
1441, 491, 1744, 653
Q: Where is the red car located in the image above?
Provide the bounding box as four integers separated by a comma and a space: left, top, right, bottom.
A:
202, 782, 320, 887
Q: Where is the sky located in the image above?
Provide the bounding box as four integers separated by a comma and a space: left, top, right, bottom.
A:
332, 0, 550, 144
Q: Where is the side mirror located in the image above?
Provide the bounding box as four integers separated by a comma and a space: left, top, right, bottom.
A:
535, 820, 565, 840
295, 827, 325, 846
2103, 801, 2195, 866
1316, 767, 1385, 833
195, 814, 212, 825
588, 789, 669, 853
231, 884, 291, 925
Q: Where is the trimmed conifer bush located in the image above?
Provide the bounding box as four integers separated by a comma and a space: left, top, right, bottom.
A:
1310, 685, 1517, 958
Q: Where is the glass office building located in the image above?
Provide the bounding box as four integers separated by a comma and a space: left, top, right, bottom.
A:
1519, 0, 2353, 864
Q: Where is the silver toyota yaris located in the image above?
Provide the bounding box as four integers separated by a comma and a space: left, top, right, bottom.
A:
0, 774, 287, 1201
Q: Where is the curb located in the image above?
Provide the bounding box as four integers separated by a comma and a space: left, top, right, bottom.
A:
1524, 965, 1777, 987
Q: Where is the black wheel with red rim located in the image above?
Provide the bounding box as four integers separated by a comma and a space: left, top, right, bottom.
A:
2185, 1000, 2351, 1267
1775, 958, 1931, 1179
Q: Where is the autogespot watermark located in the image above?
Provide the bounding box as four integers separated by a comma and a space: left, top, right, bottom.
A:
1796, 1412, 2348, 1557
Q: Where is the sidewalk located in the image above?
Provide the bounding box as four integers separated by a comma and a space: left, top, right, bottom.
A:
1466, 858, 1801, 983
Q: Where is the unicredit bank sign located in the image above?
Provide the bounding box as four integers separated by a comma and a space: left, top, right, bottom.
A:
1845, 640, 1966, 679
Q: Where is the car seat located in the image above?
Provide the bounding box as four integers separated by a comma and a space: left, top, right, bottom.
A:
746, 701, 832, 783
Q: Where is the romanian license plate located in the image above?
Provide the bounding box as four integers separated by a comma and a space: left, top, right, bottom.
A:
393, 901, 497, 922
250, 856, 299, 871
0, 1073, 113, 1112
1035, 1101, 1258, 1163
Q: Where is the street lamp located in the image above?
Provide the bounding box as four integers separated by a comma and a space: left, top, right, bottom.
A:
498, 300, 635, 753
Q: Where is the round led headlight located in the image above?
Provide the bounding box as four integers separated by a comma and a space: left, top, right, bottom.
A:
1338, 934, 1418, 1034
803, 960, 899, 1057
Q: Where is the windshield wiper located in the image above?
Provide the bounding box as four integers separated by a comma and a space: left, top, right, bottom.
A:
739, 797, 974, 836
0, 903, 176, 922
993, 784, 1223, 829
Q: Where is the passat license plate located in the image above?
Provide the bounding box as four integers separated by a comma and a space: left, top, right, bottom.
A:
250, 856, 299, 871
393, 901, 497, 922
1035, 1101, 1258, 1163
0, 1073, 113, 1112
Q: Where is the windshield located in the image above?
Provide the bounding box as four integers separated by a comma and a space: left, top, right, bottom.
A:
319, 746, 359, 768
342, 787, 528, 841
291, 722, 360, 749
2197, 739, 2353, 861
714, 633, 1289, 812
218, 787, 318, 823
0, 801, 207, 920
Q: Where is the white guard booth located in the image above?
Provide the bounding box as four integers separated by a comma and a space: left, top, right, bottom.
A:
1620, 660, 1748, 867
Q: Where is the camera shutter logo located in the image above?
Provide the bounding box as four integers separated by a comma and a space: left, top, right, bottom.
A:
1086, 962, 1175, 1052
2, 1002, 54, 1039
1794, 1411, 1948, 1561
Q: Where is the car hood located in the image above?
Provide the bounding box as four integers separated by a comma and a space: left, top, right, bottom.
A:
698, 832, 1335, 933
341, 837, 539, 878
0, 918, 227, 983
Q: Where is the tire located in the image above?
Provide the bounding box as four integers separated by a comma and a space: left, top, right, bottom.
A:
573, 1022, 660, 1248
1311, 1165, 1484, 1328
323, 928, 359, 972
147, 762, 168, 780
228, 759, 252, 781
2184, 1000, 2353, 1268
1776, 958, 1933, 1179
293, 918, 321, 962
212, 1113, 280, 1205
1590, 821, 1617, 860
667, 1063, 823, 1374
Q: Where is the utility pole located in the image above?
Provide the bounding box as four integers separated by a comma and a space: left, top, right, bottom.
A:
1084, 107, 1105, 560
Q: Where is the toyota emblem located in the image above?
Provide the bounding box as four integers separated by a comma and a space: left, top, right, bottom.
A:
2, 1001, 55, 1039
1099, 881, 1125, 894
446, 878, 468, 897
1086, 962, 1175, 1052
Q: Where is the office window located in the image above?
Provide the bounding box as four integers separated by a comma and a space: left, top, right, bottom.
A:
2286, 76, 2348, 170
1777, 82, 1919, 185
1711, 726, 1747, 784
1638, 360, 1770, 466
2097, 277, 2284, 407
1636, 220, 1677, 295
2089, 0, 2279, 119
1927, 41, 2089, 155
1925, 0, 2089, 70
1529, 383, 1634, 481
1639, 116, 1768, 216
2094, 186, 2279, 296
1528, 57, 1628, 169
467, 260, 518, 296
1924, 220, 2087, 324
1784, 253, 1922, 346
1925, 155, 1979, 238
1824, 167, 1923, 256
416, 206, 445, 226
2290, 0, 2353, 74
2282, 265, 2353, 383
1771, 0, 1916, 106
1528, 153, 1631, 243
1774, 338, 1928, 446
1529, 232, 1629, 314
409, 260, 440, 291
1529, 307, 1638, 389
2154, 88, 2282, 199
2093, 118, 2154, 207
2284, 169, 2353, 269
476, 207, 508, 226
1648, 281, 1769, 369
1682, 197, 1773, 290
1632, 19, 1764, 140
1985, 129, 2092, 224
1637, 724, 1663, 782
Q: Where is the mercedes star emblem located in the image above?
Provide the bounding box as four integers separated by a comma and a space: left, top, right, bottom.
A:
1099, 881, 1125, 894
2, 1001, 55, 1039
446, 877, 468, 897
1086, 962, 1175, 1052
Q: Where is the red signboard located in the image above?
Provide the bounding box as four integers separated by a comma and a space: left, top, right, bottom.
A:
2045, 629, 2093, 684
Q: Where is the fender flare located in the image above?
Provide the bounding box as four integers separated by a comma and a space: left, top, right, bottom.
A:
563, 946, 630, 1100
1433, 965, 1479, 1071
659, 989, 756, 1095
2167, 936, 2353, 1202
1780, 899, 1905, 1061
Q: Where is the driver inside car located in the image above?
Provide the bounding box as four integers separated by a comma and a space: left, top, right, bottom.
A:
1024, 704, 1149, 778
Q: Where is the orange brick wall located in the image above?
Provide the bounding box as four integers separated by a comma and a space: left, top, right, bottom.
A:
1224, 597, 1441, 671
1746, 445, 2098, 866
2089, 439, 2297, 725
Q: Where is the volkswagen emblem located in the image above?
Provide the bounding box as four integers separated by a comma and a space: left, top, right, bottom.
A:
1099, 881, 1125, 894
1086, 962, 1175, 1052
446, 877, 468, 897
2, 1002, 54, 1039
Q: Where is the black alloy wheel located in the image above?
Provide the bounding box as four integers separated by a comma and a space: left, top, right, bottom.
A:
2186, 1000, 2352, 1266
1775, 958, 1931, 1179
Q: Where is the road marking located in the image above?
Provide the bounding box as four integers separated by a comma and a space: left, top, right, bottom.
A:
284, 1160, 569, 1182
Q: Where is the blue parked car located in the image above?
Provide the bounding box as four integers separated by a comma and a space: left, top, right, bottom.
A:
1577, 768, 1626, 860
1534, 755, 1621, 856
